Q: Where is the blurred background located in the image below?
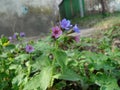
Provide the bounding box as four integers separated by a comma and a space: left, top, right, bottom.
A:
0, 0, 62, 37
0, 0, 120, 37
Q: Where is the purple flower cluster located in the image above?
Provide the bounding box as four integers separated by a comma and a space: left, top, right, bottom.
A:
8, 32, 25, 41
13, 33, 17, 39
25, 45, 34, 53
52, 26, 62, 38
51, 18, 80, 42
8, 36, 12, 41
73, 24, 80, 33
74, 35, 80, 43
20, 32, 25, 37
60, 18, 72, 30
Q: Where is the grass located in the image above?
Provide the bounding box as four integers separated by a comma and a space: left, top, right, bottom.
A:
93, 12, 120, 39
71, 12, 120, 30
71, 13, 103, 28
95, 12, 120, 30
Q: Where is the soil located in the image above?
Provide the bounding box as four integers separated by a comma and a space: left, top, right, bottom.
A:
24, 28, 96, 41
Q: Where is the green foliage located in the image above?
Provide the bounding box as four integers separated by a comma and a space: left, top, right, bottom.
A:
72, 12, 120, 29
0, 25, 120, 90
24, 66, 53, 90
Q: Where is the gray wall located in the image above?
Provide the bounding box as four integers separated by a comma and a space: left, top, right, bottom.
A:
0, 0, 62, 37
85, 0, 120, 13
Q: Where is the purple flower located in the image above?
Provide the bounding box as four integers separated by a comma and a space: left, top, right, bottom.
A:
60, 18, 72, 30
73, 24, 80, 33
13, 34, 17, 39
74, 35, 80, 43
52, 26, 62, 38
25, 45, 34, 53
20, 32, 25, 37
8, 36, 12, 41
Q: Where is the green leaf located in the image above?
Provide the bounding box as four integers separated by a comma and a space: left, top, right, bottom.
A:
54, 68, 80, 81
95, 73, 120, 90
9, 64, 18, 70
54, 81, 66, 90
0, 36, 8, 44
12, 73, 25, 86
34, 40, 52, 52
32, 54, 51, 70
100, 78, 120, 90
5, 44, 15, 50
24, 66, 54, 90
54, 50, 67, 67
15, 54, 30, 62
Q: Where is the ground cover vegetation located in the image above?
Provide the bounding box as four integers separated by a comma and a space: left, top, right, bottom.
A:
0, 16, 120, 90
72, 12, 120, 29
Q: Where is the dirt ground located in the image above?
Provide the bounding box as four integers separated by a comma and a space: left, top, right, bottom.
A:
23, 28, 95, 42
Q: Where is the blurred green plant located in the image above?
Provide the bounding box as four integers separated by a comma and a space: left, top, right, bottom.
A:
0, 19, 120, 90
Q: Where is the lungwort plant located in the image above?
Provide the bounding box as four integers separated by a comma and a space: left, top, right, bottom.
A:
0, 19, 120, 90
